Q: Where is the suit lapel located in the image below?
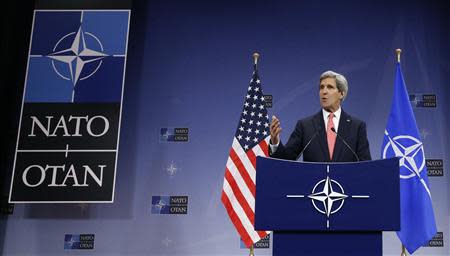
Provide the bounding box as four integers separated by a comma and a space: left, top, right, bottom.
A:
332, 110, 351, 161
313, 111, 330, 162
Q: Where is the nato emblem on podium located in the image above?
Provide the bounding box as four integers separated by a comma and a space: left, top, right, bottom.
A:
285, 165, 370, 229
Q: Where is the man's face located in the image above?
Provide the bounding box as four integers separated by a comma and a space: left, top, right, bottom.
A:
319, 77, 343, 112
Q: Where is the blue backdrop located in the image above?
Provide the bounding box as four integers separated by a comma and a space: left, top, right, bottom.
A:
2, 0, 450, 255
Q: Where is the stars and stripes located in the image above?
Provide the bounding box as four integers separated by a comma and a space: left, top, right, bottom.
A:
221, 65, 270, 248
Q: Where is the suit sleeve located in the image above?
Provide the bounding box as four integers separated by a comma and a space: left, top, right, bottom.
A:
270, 120, 304, 160
356, 121, 372, 161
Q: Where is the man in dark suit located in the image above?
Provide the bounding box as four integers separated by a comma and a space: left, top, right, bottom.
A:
269, 70, 371, 162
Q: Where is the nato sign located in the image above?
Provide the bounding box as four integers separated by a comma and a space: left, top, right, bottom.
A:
9, 10, 130, 203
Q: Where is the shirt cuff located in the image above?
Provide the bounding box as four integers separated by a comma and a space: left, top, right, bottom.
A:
269, 141, 279, 153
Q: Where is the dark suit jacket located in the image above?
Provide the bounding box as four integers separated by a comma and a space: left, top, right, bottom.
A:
270, 110, 371, 162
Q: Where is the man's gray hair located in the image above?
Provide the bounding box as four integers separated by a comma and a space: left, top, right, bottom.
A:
320, 70, 348, 101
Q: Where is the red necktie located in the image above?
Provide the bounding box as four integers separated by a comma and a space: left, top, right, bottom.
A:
327, 113, 336, 159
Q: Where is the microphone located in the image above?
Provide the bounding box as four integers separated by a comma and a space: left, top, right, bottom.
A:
331, 127, 359, 162
295, 129, 320, 161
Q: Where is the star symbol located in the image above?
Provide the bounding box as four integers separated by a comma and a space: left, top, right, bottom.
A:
420, 128, 430, 139
162, 130, 171, 139
162, 237, 173, 247
410, 96, 420, 107
155, 199, 167, 211
48, 26, 108, 86
287, 165, 370, 229
66, 236, 77, 247
167, 162, 178, 176
308, 176, 347, 217
384, 132, 432, 196
386, 134, 423, 177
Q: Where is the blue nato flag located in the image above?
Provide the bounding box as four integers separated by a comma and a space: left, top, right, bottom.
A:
381, 62, 437, 254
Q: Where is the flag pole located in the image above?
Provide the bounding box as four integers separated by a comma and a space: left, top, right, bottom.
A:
249, 52, 259, 256
396, 48, 402, 63
249, 244, 255, 256
396, 48, 407, 256
401, 245, 408, 256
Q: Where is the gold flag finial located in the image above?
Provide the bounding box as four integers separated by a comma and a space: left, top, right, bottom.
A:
396, 49, 402, 63
253, 52, 260, 66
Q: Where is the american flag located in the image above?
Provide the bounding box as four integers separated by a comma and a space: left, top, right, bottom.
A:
221, 64, 270, 248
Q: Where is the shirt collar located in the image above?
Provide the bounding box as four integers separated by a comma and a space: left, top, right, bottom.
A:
322, 107, 341, 120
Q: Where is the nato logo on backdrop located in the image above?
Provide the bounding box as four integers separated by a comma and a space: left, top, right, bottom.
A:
160, 127, 189, 142
64, 234, 95, 250
263, 95, 273, 108
240, 234, 270, 249
9, 10, 130, 203
426, 159, 444, 177
425, 232, 444, 247
409, 93, 437, 108
151, 196, 189, 214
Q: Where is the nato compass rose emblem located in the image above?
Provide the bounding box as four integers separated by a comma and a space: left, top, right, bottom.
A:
383, 130, 425, 179
154, 198, 167, 212
308, 175, 347, 219
66, 236, 77, 248
47, 26, 108, 91
287, 166, 370, 228
383, 130, 431, 196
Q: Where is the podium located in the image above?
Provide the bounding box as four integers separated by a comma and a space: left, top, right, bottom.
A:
254, 157, 400, 256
